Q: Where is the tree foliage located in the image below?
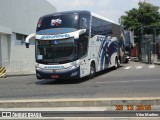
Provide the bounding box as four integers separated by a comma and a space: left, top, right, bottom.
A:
121, 2, 160, 32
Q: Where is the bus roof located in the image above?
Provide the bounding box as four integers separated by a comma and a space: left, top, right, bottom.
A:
41, 10, 90, 18
91, 12, 120, 26
41, 10, 120, 26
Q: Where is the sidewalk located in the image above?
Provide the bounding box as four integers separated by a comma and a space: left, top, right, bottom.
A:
6, 71, 35, 77
0, 97, 160, 109
154, 61, 160, 65
130, 57, 160, 65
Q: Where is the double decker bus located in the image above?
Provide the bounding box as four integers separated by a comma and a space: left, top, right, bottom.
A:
25, 10, 125, 80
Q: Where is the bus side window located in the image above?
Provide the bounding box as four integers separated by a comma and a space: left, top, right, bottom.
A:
77, 35, 88, 59
91, 16, 111, 37
106, 29, 113, 37
80, 18, 88, 29
79, 14, 89, 30
77, 14, 90, 59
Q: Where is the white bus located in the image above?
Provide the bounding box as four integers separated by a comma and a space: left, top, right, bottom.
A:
25, 11, 125, 80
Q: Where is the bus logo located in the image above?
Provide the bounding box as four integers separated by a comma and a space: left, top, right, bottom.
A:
51, 18, 62, 27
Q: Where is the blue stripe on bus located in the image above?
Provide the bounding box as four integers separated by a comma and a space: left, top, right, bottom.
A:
99, 41, 106, 70
101, 41, 110, 70
37, 28, 76, 35
99, 40, 118, 70
98, 40, 107, 58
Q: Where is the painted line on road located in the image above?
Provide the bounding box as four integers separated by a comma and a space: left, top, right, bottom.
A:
124, 66, 132, 70
136, 66, 143, 69
149, 65, 155, 68
96, 79, 160, 84
1, 105, 160, 111
1, 97, 160, 103
0, 107, 108, 111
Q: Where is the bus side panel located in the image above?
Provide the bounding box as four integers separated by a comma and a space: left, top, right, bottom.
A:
79, 57, 90, 78
79, 35, 118, 79
107, 39, 118, 67
79, 46, 99, 78
88, 36, 101, 72
98, 38, 118, 70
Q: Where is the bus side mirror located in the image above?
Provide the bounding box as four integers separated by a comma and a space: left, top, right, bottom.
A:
25, 33, 35, 48
26, 43, 30, 48
74, 29, 86, 39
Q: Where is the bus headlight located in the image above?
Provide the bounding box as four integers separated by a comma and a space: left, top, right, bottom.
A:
36, 66, 43, 71
71, 60, 80, 68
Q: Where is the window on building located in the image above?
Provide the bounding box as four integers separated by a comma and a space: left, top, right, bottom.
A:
16, 34, 23, 40
16, 33, 26, 44
16, 33, 34, 45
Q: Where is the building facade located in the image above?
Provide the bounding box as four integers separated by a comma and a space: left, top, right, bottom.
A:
0, 0, 56, 74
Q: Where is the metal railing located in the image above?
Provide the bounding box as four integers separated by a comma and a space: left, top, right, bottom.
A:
141, 42, 160, 64
0, 61, 23, 73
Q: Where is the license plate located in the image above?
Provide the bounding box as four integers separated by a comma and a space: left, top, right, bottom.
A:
51, 75, 59, 79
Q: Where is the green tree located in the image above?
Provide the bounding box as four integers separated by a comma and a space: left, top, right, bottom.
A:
121, 2, 160, 33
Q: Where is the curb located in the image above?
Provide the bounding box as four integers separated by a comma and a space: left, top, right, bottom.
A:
154, 62, 160, 65
0, 97, 160, 109
6, 74, 35, 77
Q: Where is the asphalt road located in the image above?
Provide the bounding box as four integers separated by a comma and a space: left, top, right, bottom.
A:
0, 61, 160, 100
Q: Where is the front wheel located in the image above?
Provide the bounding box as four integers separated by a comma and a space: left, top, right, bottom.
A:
114, 57, 120, 69
88, 63, 96, 79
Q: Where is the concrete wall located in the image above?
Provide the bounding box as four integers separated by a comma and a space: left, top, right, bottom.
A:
9, 33, 35, 73
0, 0, 56, 73
0, 0, 56, 35
0, 33, 35, 73
0, 34, 10, 62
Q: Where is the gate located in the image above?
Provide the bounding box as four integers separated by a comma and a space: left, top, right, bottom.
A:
139, 26, 160, 64
141, 40, 151, 63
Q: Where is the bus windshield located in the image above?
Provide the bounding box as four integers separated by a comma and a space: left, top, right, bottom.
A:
36, 38, 76, 64
37, 13, 79, 32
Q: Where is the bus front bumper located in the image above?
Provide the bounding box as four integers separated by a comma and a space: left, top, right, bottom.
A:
36, 67, 80, 80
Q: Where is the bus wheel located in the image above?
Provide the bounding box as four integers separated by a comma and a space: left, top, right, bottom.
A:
88, 62, 96, 79
117, 58, 120, 67
114, 57, 119, 69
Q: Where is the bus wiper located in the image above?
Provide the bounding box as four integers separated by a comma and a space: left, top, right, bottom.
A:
54, 57, 73, 63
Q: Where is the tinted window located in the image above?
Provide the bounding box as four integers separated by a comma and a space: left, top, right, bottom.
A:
91, 16, 112, 37
79, 14, 90, 33
37, 13, 79, 32
36, 38, 76, 64
77, 35, 88, 59
77, 13, 90, 58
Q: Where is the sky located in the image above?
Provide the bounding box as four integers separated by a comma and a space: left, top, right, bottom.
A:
47, 0, 160, 23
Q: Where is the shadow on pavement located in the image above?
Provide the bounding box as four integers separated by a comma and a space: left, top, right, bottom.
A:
35, 66, 123, 85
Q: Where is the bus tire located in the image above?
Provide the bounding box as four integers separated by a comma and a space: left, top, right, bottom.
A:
114, 57, 119, 69
88, 62, 96, 79
117, 57, 120, 67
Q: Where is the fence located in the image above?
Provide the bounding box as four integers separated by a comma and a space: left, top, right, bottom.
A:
141, 40, 160, 64
0, 61, 23, 74
138, 26, 160, 64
